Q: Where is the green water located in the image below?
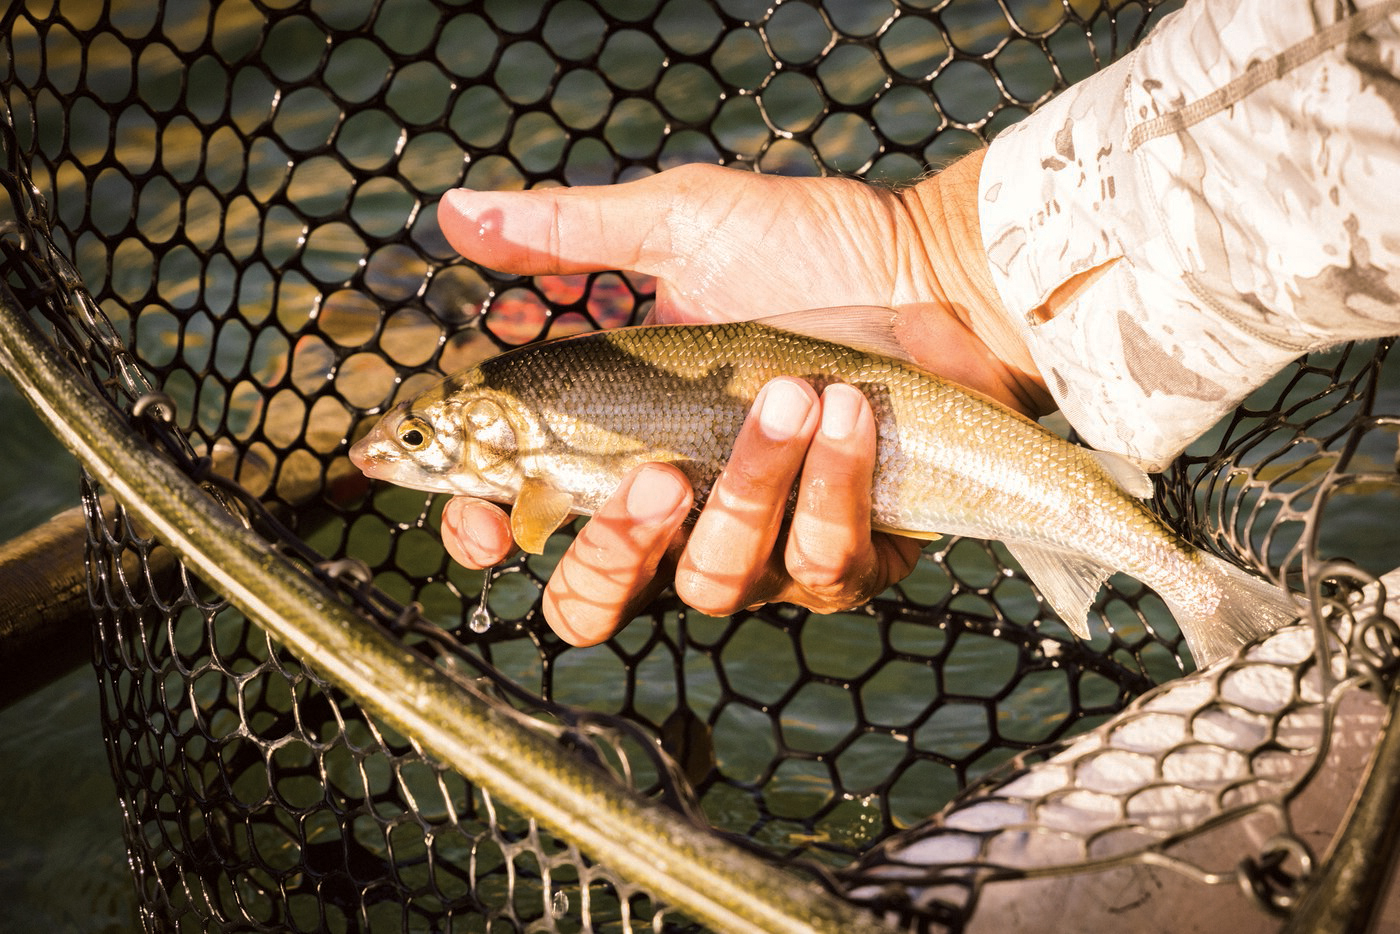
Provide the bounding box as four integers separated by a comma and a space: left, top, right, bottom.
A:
0, 378, 137, 931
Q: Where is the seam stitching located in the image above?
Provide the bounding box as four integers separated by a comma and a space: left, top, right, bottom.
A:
1127, 1, 1400, 150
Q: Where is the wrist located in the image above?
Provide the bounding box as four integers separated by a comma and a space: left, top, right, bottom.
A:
895, 150, 1052, 415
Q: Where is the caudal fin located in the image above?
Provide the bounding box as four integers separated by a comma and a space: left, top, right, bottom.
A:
1165, 554, 1300, 667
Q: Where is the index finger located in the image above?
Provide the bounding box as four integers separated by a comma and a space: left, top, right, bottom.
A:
542, 463, 693, 646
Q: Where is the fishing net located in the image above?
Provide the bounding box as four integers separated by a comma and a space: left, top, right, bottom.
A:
2, 0, 1397, 931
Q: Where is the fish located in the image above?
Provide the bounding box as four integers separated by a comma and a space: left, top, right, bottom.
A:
349, 307, 1298, 665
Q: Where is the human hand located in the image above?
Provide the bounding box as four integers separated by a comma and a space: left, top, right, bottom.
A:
435, 152, 1048, 645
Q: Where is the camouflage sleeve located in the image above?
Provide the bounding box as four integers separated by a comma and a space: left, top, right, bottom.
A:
979, 0, 1400, 470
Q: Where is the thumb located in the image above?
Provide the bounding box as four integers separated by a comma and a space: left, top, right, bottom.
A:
439, 176, 680, 277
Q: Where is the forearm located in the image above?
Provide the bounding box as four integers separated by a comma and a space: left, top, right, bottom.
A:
976, 0, 1400, 468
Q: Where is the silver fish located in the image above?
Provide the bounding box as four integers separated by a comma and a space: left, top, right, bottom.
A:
349, 308, 1297, 664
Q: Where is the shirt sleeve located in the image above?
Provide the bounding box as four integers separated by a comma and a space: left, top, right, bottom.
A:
978, 0, 1400, 470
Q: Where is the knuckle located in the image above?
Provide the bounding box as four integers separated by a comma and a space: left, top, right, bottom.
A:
806, 585, 876, 614
719, 456, 793, 497
788, 554, 851, 594
543, 588, 621, 648
674, 569, 749, 618
788, 547, 878, 610
665, 161, 731, 189
807, 583, 877, 614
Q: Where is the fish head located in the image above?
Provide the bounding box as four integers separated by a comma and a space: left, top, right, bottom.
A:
349, 389, 525, 501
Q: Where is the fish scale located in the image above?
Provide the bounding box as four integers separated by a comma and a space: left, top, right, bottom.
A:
350, 312, 1299, 664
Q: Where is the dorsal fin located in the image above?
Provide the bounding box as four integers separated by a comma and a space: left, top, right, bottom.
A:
752, 306, 920, 367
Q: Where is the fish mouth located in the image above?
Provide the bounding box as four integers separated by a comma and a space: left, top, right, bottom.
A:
348, 435, 389, 479
347, 431, 442, 492
348, 443, 368, 472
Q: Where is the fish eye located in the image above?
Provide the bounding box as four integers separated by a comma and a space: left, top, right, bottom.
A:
397, 416, 433, 451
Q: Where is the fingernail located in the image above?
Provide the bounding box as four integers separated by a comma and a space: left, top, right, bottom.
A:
756, 379, 814, 442
625, 465, 688, 524
820, 384, 863, 441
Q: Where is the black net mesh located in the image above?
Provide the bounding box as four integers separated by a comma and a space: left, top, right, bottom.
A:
2, 0, 1398, 931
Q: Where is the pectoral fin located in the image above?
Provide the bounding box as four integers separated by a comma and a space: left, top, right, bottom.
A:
511, 477, 576, 554
1003, 541, 1112, 639
755, 306, 919, 367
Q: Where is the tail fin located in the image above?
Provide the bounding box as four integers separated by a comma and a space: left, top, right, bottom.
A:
1165, 554, 1300, 667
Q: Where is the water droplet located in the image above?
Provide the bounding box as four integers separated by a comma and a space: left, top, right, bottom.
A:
469, 570, 495, 633
551, 889, 569, 917
468, 602, 492, 634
